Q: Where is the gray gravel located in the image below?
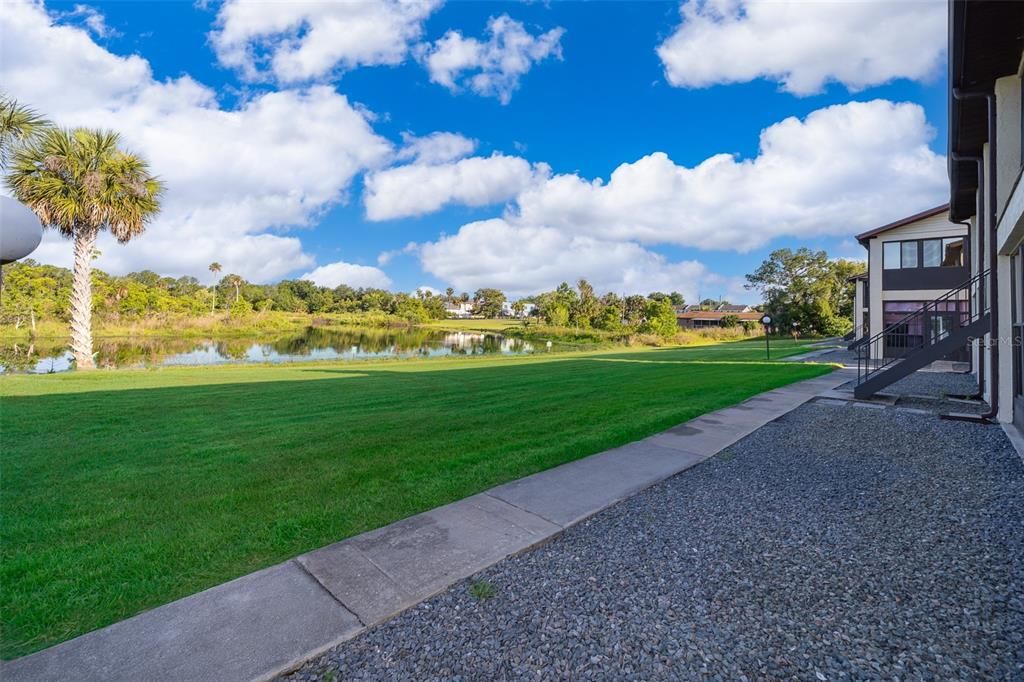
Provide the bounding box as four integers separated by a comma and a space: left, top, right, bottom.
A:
288, 402, 1024, 681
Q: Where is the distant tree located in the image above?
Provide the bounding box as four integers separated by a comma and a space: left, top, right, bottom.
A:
669, 291, 686, 306
745, 248, 862, 335
472, 288, 506, 318
8, 127, 163, 368
208, 262, 222, 312
593, 303, 624, 332
622, 295, 647, 326
640, 298, 679, 338
647, 291, 669, 302
512, 300, 525, 318
445, 287, 455, 304
571, 278, 599, 328
227, 274, 245, 303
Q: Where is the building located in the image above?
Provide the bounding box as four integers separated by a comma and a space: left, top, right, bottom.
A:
500, 301, 537, 318
851, 205, 970, 359
855, 0, 1023, 426
677, 310, 761, 329
444, 301, 474, 318
947, 0, 1024, 425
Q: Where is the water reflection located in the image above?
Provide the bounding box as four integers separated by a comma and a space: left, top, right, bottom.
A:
0, 328, 538, 374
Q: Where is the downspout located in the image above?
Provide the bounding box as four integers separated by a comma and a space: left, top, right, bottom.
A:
949, 152, 984, 398
953, 88, 999, 420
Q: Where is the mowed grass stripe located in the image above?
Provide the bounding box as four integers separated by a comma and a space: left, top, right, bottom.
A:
1, 340, 832, 658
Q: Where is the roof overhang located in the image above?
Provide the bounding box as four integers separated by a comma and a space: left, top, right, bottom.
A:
949, 0, 1024, 221
855, 204, 950, 245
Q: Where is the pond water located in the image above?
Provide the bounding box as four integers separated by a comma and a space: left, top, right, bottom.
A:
0, 327, 544, 374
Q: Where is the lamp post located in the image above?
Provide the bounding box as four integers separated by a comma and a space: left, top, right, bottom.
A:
0, 196, 43, 265
791, 320, 800, 343
761, 314, 772, 360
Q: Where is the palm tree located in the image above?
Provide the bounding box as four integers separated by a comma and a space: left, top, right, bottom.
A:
227, 274, 244, 303
208, 262, 222, 312
445, 287, 455, 304
6, 128, 163, 369
0, 95, 49, 169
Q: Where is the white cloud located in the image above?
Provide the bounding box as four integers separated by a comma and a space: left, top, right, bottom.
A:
417, 99, 946, 298
395, 131, 477, 164
301, 261, 392, 289
364, 153, 549, 221
419, 14, 564, 104
58, 4, 118, 38
211, 0, 442, 82
419, 219, 729, 298
510, 100, 947, 252
1, 0, 392, 283
377, 241, 419, 266
657, 0, 946, 95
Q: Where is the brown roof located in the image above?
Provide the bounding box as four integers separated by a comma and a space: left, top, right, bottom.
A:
677, 311, 762, 321
855, 204, 950, 245
847, 271, 868, 282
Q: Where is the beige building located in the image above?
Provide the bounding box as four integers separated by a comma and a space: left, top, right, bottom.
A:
947, 0, 1024, 426
852, 205, 970, 361
854, 1, 1024, 422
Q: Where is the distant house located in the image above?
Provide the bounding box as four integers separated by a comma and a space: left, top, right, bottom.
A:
444, 301, 475, 318
500, 301, 537, 318
677, 310, 761, 329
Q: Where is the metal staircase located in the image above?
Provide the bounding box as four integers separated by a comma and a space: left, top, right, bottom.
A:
854, 269, 990, 399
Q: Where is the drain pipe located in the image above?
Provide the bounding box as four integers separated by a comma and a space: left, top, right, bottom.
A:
950, 153, 984, 399
954, 89, 999, 420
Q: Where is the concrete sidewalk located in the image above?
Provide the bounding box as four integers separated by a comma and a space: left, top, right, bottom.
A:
3, 368, 851, 682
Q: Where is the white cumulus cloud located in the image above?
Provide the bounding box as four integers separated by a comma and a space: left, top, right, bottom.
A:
211, 0, 442, 82
510, 100, 947, 251
418, 219, 731, 298
364, 154, 549, 221
416, 99, 947, 297
395, 131, 477, 164
419, 14, 564, 104
1, 0, 392, 283
301, 261, 393, 289
657, 0, 946, 95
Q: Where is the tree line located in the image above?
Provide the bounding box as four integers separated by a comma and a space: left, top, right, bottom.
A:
0, 260, 690, 339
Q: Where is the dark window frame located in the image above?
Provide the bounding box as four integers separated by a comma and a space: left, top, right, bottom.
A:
881, 236, 967, 270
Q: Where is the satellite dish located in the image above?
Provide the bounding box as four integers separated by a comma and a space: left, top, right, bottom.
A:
0, 195, 43, 264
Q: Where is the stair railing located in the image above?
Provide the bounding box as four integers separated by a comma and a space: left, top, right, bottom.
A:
856, 269, 990, 386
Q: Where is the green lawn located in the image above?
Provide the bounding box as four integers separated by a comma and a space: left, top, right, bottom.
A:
0, 339, 833, 658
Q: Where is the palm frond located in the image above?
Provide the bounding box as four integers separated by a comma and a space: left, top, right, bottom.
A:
5, 127, 163, 242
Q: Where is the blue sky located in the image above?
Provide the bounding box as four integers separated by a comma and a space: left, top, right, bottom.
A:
2, 0, 950, 302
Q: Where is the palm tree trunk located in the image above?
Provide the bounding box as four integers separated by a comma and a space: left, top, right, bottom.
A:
211, 288, 216, 313
70, 230, 96, 369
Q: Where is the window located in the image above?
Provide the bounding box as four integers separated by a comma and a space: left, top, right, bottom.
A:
884, 237, 964, 269
942, 237, 964, 267
901, 241, 918, 268
883, 242, 901, 269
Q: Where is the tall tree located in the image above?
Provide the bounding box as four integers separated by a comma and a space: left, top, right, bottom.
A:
7, 128, 163, 368
472, 288, 506, 318
208, 262, 222, 312
745, 248, 863, 335
227, 274, 245, 303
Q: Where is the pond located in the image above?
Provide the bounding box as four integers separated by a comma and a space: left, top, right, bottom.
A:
0, 327, 546, 374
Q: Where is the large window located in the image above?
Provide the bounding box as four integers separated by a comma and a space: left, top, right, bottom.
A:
883, 237, 964, 269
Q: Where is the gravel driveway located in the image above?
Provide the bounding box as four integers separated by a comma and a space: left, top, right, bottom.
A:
288, 400, 1024, 680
